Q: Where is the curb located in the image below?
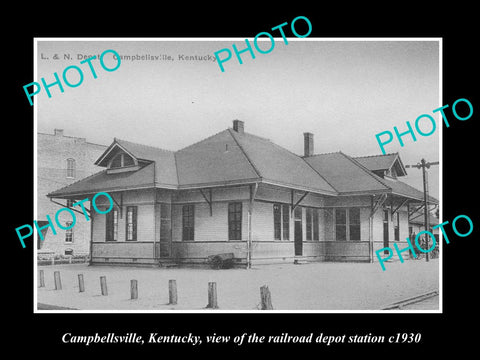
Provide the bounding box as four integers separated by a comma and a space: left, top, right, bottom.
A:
381, 290, 439, 310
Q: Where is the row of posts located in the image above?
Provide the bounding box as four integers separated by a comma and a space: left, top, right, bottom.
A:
39, 270, 273, 310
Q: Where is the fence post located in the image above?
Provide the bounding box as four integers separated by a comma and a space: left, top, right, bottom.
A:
168, 279, 177, 305
39, 269, 45, 288
54, 271, 62, 290
206, 282, 218, 309
78, 274, 85, 293
260, 285, 273, 310
131, 280, 138, 300
100, 276, 108, 296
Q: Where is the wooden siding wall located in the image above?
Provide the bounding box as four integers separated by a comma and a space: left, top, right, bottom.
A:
88, 185, 415, 266
171, 241, 247, 263
91, 188, 170, 264
170, 187, 250, 264
92, 243, 156, 264
171, 201, 248, 242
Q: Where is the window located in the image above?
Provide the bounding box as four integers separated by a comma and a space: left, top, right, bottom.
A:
390, 167, 398, 178
273, 204, 290, 240
335, 209, 347, 241
274, 204, 281, 240
182, 205, 195, 241
126, 206, 137, 241
66, 158, 75, 178
228, 202, 242, 240
111, 154, 122, 168
106, 209, 118, 241
394, 212, 400, 241
110, 153, 135, 169
349, 208, 361, 241
282, 204, 290, 240
65, 249, 73, 256
65, 221, 73, 243
306, 208, 320, 240
335, 208, 361, 241
305, 208, 320, 241
66, 199, 73, 208
123, 154, 134, 166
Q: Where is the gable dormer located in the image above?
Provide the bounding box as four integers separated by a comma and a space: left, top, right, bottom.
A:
95, 140, 146, 174
354, 153, 407, 179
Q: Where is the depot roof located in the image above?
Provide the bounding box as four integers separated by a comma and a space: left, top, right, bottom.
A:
47, 122, 438, 205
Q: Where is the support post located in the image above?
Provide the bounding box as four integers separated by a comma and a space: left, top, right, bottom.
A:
247, 183, 259, 269
130, 280, 138, 300
39, 269, 45, 288
54, 271, 62, 290
168, 279, 178, 305
421, 159, 430, 262
100, 276, 108, 296
369, 196, 374, 263
89, 203, 94, 266
260, 285, 273, 310
206, 282, 218, 309
78, 274, 85, 293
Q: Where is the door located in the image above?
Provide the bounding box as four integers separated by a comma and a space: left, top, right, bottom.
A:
294, 207, 303, 256
383, 209, 389, 254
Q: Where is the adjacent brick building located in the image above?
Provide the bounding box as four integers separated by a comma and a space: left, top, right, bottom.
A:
37, 129, 107, 256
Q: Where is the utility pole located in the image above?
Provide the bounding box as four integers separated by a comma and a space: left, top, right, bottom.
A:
405, 159, 439, 262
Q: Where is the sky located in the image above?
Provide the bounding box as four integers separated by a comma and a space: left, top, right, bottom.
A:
35, 39, 440, 200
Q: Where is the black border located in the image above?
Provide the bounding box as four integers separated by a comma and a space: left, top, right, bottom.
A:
7, 5, 478, 354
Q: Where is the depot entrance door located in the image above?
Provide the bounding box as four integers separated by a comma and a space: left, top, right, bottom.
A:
294, 207, 303, 256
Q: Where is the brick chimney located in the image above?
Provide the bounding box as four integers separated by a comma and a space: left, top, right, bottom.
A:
304, 132, 314, 157
54, 128, 64, 137
233, 120, 244, 134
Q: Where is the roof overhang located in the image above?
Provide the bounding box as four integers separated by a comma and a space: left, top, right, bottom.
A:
390, 191, 439, 205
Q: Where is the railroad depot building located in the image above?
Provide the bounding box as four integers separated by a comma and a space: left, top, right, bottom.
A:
47, 120, 438, 267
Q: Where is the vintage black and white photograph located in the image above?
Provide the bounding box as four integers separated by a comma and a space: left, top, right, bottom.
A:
34, 38, 441, 312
